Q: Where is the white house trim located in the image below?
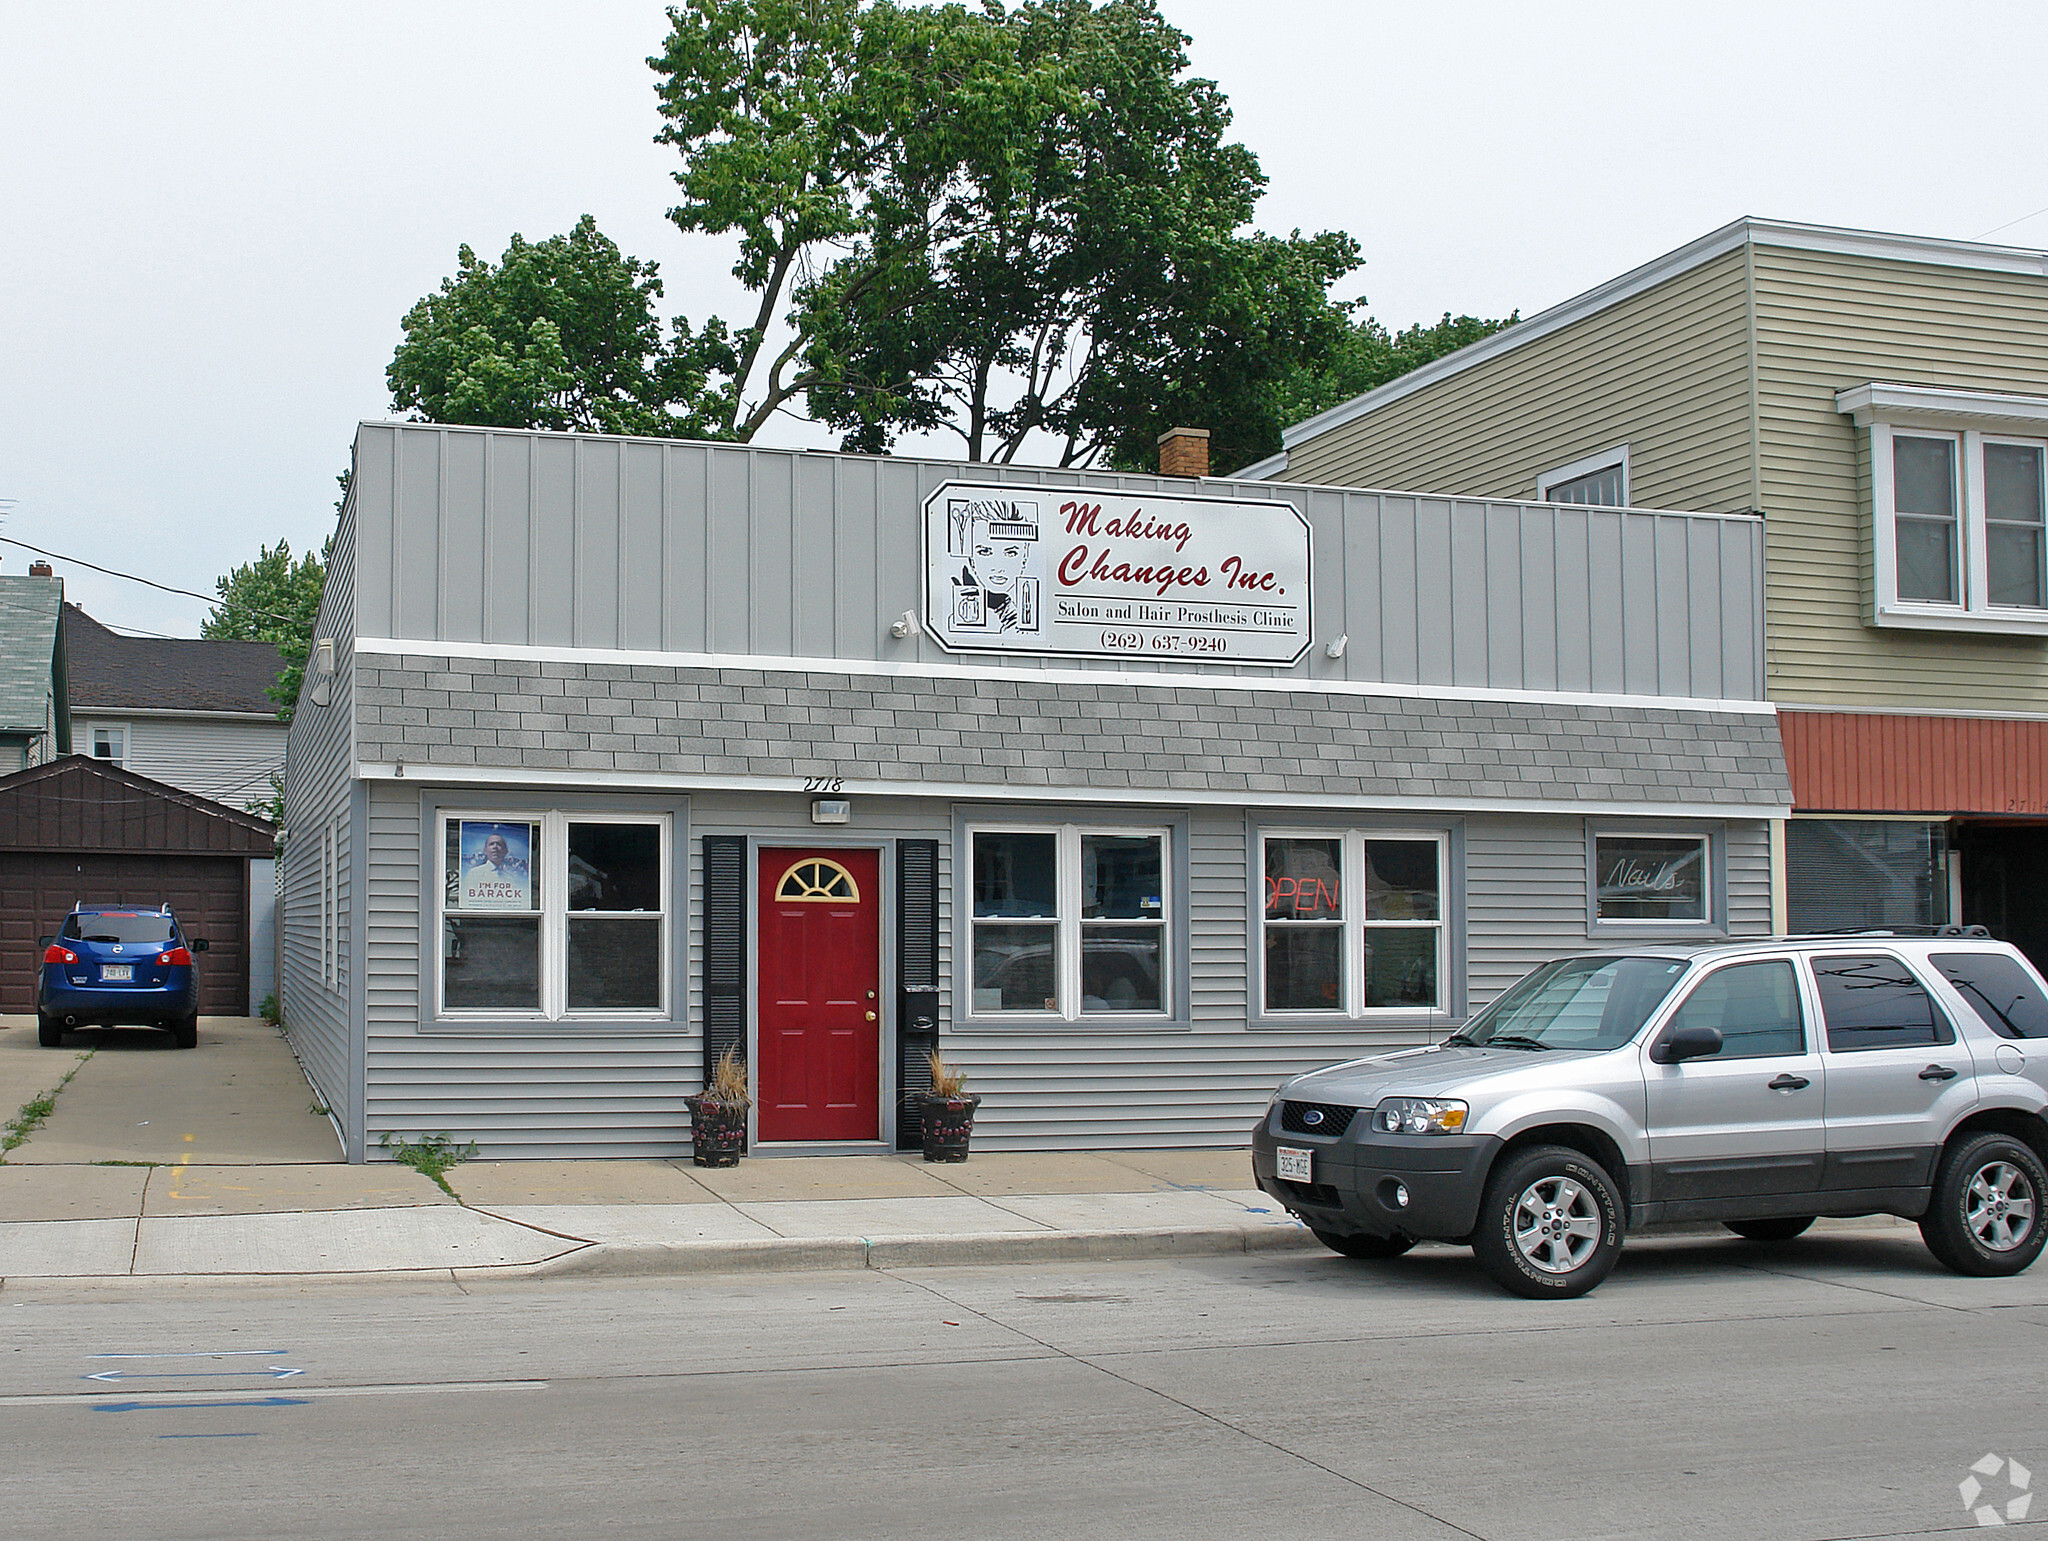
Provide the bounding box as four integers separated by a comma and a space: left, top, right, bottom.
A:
355, 757, 1789, 821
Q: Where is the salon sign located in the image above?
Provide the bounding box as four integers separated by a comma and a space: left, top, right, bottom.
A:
923, 482, 1312, 664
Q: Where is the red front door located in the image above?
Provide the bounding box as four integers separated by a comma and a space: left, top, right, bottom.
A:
756, 848, 882, 1142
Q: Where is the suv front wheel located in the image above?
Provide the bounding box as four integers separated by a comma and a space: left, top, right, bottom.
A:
1920, 1131, 2047, 1278
1472, 1145, 1625, 1299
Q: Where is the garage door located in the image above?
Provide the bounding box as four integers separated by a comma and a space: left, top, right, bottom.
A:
1, 853, 247, 1015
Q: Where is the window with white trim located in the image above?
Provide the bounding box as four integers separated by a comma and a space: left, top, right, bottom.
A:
1538, 445, 1629, 507
968, 825, 1167, 1019
1260, 831, 1445, 1014
1839, 384, 2048, 633
1593, 832, 1709, 924
436, 810, 670, 1019
88, 723, 127, 768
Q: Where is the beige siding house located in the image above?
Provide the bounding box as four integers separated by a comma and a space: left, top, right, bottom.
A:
1252, 218, 2048, 963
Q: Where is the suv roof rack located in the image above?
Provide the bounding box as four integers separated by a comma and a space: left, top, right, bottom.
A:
1782, 924, 1994, 940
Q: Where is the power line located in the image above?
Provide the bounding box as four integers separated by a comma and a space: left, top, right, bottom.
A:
0, 536, 314, 633
1975, 203, 2048, 241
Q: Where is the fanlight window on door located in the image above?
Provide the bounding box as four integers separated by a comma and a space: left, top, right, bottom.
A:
777, 858, 861, 903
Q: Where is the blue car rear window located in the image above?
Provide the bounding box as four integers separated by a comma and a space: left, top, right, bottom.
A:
60, 914, 176, 946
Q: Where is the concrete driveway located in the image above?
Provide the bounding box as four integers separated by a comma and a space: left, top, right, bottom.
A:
0, 1014, 342, 1166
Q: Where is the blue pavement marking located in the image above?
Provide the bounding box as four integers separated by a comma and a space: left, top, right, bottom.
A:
93, 1398, 309, 1414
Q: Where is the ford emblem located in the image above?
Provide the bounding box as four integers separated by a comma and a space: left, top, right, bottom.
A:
1302, 1108, 1324, 1126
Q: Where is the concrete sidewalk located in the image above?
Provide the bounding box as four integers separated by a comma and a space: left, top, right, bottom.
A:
0, 1147, 1308, 1283
0, 1014, 1307, 1283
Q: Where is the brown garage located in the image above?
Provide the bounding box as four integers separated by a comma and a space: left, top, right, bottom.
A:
0, 756, 274, 1015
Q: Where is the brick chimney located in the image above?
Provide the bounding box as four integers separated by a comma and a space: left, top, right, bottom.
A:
28, 562, 53, 577
1157, 426, 1209, 479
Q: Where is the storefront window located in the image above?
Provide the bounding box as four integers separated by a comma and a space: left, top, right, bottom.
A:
1786, 819, 1946, 934
439, 812, 668, 1019
1593, 834, 1708, 923
1261, 832, 1445, 1014
970, 826, 1166, 1019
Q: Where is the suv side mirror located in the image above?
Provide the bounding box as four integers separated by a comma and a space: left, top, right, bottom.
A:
191, 938, 211, 953
1652, 1025, 1723, 1064
38, 935, 53, 950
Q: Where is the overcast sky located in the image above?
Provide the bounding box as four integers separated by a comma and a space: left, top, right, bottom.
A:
6, 0, 2046, 635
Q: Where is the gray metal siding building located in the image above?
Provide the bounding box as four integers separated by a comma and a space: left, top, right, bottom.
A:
281, 422, 1789, 1161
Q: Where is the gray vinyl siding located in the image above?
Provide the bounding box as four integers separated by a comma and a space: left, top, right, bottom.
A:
1463, 815, 1772, 1006
1751, 244, 2048, 710
349, 424, 1767, 704
278, 494, 358, 1151
356, 781, 1772, 1155
102, 716, 287, 809
1280, 248, 1758, 517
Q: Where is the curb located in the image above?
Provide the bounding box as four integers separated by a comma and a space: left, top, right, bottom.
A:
525, 1223, 1319, 1279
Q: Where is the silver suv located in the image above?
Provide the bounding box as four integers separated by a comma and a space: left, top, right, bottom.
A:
1251, 936, 2048, 1299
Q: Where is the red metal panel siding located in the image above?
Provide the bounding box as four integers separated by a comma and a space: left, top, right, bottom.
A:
1780, 710, 2048, 814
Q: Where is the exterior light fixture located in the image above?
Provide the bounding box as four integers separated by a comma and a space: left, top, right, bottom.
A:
1325, 634, 1348, 659
812, 798, 852, 824
891, 610, 916, 638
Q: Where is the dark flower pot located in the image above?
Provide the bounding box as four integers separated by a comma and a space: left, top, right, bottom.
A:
918, 1093, 980, 1162
685, 1094, 748, 1167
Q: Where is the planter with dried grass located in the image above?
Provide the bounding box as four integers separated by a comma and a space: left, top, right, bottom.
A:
685, 1046, 752, 1167
917, 1048, 980, 1162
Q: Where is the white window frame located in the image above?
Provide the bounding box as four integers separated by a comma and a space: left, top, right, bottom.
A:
1590, 829, 1713, 929
434, 809, 672, 1022
1258, 829, 1448, 1018
965, 822, 1171, 1023
1537, 444, 1631, 507
87, 722, 128, 768
1840, 383, 2048, 635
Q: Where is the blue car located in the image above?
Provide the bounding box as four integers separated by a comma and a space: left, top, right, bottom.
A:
37, 904, 209, 1049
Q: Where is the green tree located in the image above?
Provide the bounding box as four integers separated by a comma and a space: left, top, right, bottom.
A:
1269, 309, 1521, 442
387, 215, 736, 437
203, 540, 328, 722
653, 0, 1360, 467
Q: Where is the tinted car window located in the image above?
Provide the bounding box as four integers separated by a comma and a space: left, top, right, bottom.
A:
1812, 953, 1954, 1051
60, 913, 176, 946
1932, 951, 2048, 1040
1663, 960, 1804, 1058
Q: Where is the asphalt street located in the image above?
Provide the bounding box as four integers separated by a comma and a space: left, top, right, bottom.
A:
6, 1227, 2045, 1541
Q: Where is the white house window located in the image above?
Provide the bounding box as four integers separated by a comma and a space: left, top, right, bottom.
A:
89, 724, 127, 767
1260, 832, 1444, 1015
1838, 383, 2048, 634
1538, 445, 1629, 507
1593, 833, 1709, 924
969, 825, 1167, 1019
437, 811, 669, 1019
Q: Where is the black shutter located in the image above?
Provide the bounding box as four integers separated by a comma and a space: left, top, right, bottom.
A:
896, 838, 941, 1149
702, 835, 747, 1086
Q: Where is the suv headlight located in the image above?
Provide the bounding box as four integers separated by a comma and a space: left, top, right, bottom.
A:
1373, 1097, 1468, 1135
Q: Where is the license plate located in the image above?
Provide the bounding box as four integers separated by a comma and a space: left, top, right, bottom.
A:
1276, 1145, 1314, 1182
101, 964, 133, 982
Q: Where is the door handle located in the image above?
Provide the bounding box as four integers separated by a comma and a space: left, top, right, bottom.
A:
1919, 1064, 1958, 1082
865, 1011, 877, 1022
1767, 1074, 1810, 1091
